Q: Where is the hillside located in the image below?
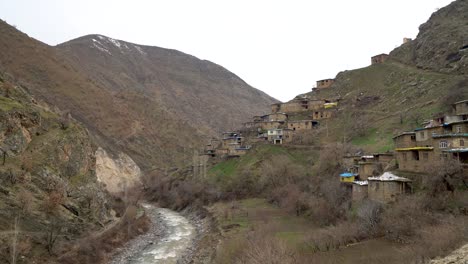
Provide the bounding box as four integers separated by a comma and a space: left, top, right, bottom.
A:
390, 0, 468, 75
57, 35, 277, 136
0, 77, 112, 262
0, 21, 277, 170
196, 1, 468, 262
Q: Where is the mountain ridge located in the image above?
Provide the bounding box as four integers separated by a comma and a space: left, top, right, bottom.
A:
0, 20, 277, 169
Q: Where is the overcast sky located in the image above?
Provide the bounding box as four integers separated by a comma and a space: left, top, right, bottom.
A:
0, 0, 454, 102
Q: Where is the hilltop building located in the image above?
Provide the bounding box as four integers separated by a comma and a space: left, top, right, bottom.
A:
371, 53, 389, 65
403, 37, 412, 44
316, 79, 335, 89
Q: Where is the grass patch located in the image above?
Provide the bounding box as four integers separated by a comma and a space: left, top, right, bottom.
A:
0, 96, 23, 111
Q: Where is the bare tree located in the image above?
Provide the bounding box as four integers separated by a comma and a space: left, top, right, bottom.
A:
10, 217, 19, 264
45, 217, 62, 255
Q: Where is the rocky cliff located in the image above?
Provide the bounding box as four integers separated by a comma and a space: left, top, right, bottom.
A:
0, 77, 112, 262
390, 0, 468, 74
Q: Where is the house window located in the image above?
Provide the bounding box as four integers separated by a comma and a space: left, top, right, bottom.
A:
456, 126, 462, 133
439, 140, 448, 148
461, 139, 465, 147
412, 151, 419, 161
420, 131, 425, 139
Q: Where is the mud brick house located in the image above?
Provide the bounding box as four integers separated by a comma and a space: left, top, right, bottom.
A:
242, 120, 284, 131
202, 138, 220, 157
352, 181, 368, 201
394, 102, 468, 173
431, 120, 468, 163
267, 128, 293, 144
312, 109, 334, 120
394, 132, 434, 173
403, 37, 412, 44
358, 157, 381, 180
271, 99, 325, 113
287, 120, 319, 131
453, 100, 468, 117
368, 172, 412, 203
371, 53, 389, 65
229, 146, 251, 157
374, 153, 394, 165
316, 78, 335, 89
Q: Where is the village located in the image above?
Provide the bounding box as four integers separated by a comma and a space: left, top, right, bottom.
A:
201, 46, 468, 205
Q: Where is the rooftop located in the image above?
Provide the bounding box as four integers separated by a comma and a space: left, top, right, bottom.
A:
392, 132, 416, 139
368, 172, 412, 182
453, 99, 468, 105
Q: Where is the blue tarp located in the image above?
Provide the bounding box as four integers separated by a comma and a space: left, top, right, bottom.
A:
340, 172, 356, 177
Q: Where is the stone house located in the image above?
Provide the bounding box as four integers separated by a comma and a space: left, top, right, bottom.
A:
374, 153, 394, 165
312, 110, 334, 120
316, 79, 335, 89
271, 99, 325, 113
287, 120, 318, 131
403, 37, 412, 44
453, 100, 468, 117
368, 172, 412, 203
371, 53, 389, 65
352, 181, 368, 201
267, 128, 293, 144
394, 118, 468, 173
358, 160, 379, 180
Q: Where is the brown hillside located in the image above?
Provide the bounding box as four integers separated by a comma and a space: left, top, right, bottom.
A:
57, 35, 277, 135
390, 0, 468, 74
0, 20, 276, 169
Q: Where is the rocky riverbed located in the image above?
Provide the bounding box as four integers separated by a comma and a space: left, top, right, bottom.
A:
110, 204, 196, 264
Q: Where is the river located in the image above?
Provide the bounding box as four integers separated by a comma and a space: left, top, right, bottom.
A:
111, 204, 196, 264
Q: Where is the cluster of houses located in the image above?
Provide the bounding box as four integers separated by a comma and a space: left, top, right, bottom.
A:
202, 96, 338, 158
393, 99, 468, 172
201, 49, 395, 159
340, 99, 468, 204
242, 97, 339, 145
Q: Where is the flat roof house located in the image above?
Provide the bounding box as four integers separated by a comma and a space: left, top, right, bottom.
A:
368, 172, 411, 203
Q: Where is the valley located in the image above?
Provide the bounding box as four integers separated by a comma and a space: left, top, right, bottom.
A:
0, 0, 467, 263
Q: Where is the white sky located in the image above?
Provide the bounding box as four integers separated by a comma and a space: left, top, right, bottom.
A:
0, 0, 454, 102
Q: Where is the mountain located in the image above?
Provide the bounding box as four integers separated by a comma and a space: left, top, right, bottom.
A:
390, 0, 468, 74
298, 0, 468, 152
57, 35, 277, 136
0, 20, 277, 170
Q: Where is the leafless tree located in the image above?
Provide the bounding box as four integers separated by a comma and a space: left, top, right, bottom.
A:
10, 217, 19, 264
45, 217, 62, 255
